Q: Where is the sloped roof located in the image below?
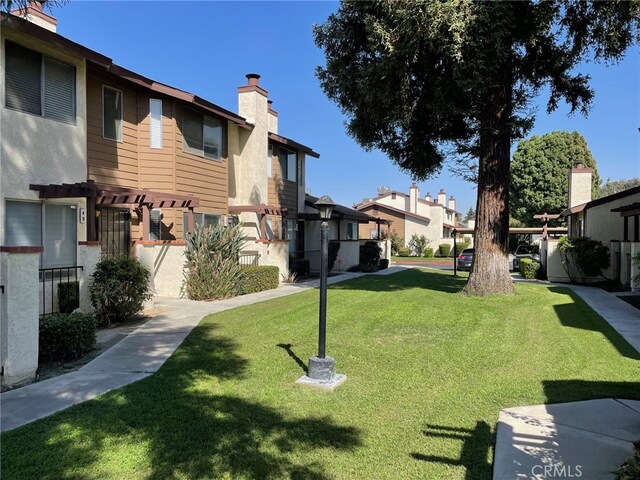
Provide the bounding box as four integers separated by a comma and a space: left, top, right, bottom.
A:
355, 201, 431, 223
304, 195, 372, 223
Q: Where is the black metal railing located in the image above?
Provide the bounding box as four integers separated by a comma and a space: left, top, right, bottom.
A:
239, 251, 260, 266
39, 266, 84, 317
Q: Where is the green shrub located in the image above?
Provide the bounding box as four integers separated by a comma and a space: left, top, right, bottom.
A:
438, 244, 451, 257
58, 281, 79, 314
182, 223, 246, 301
39, 313, 96, 363
632, 252, 640, 287
613, 445, 640, 480
361, 264, 379, 273
329, 241, 341, 272
293, 258, 310, 276
91, 257, 152, 326
423, 247, 434, 258
347, 264, 363, 272
360, 241, 381, 266
454, 243, 466, 257
408, 233, 429, 256
519, 258, 541, 279
239, 266, 279, 295
379, 259, 389, 269
558, 236, 610, 282
397, 247, 411, 257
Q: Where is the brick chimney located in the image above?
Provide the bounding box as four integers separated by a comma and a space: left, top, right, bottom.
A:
568, 162, 593, 208
448, 195, 456, 212
438, 189, 446, 206
11, 1, 57, 32
409, 182, 419, 214
425, 192, 432, 202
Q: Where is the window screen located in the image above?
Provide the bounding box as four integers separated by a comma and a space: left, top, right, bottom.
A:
203, 116, 221, 159
5, 200, 41, 247
44, 57, 75, 123
183, 108, 203, 155
5, 41, 42, 115
103, 86, 123, 141
150, 209, 162, 240
149, 99, 163, 149
44, 204, 76, 267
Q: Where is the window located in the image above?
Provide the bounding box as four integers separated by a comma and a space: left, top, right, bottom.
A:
5, 41, 75, 123
150, 209, 162, 241
266, 218, 274, 240
5, 201, 76, 267
103, 85, 123, 141
278, 148, 297, 182
267, 144, 273, 177
182, 108, 222, 160
182, 212, 221, 237
287, 220, 297, 254
370, 229, 378, 240
347, 222, 358, 240
149, 99, 163, 148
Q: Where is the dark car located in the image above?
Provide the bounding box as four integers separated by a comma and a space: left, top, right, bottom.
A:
457, 248, 474, 271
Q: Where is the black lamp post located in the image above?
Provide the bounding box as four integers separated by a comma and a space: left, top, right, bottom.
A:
296, 195, 346, 390
452, 228, 458, 277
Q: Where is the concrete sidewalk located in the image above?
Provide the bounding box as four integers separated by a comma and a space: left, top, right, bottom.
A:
0, 267, 409, 432
493, 284, 640, 479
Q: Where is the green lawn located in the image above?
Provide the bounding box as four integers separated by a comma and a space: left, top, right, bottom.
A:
2, 270, 639, 480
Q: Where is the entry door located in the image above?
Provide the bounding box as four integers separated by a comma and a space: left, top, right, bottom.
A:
97, 208, 131, 258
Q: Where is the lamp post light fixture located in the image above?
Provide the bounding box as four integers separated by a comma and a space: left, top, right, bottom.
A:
295, 195, 346, 391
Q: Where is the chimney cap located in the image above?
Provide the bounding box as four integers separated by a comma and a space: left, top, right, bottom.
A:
439, 188, 446, 194
410, 182, 417, 188
246, 73, 261, 86
449, 196, 455, 200
267, 99, 273, 105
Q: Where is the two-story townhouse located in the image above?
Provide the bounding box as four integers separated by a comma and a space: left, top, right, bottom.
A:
354, 183, 461, 252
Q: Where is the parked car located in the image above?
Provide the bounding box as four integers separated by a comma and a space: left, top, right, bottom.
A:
511, 245, 540, 271
457, 248, 474, 271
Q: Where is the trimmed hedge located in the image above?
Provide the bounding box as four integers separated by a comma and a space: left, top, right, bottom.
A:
423, 247, 434, 258
58, 281, 79, 314
397, 247, 411, 257
379, 259, 389, 269
519, 258, 541, 279
360, 241, 381, 266
239, 265, 279, 295
438, 244, 451, 257
39, 313, 96, 363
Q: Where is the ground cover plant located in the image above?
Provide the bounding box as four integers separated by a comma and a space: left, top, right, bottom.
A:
3, 269, 639, 479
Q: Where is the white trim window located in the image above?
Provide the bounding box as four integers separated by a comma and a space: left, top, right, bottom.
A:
149, 99, 163, 149
182, 108, 223, 160
5, 200, 77, 268
5, 40, 76, 123
103, 85, 123, 142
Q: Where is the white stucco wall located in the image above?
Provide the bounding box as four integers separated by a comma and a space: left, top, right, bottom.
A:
255, 241, 289, 281
0, 30, 87, 247
0, 251, 40, 386
135, 243, 187, 298
545, 240, 571, 283
78, 243, 101, 312
631, 243, 640, 291
404, 215, 433, 249
585, 192, 640, 244
334, 241, 359, 271
568, 169, 592, 208
376, 194, 410, 212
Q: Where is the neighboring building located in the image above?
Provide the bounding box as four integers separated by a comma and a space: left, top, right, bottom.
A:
544, 163, 640, 286
354, 183, 461, 252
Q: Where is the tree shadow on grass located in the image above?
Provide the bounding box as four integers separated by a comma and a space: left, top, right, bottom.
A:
1, 323, 362, 480
548, 287, 640, 361
330, 268, 466, 294
410, 421, 494, 480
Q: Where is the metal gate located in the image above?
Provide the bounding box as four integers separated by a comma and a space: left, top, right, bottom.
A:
97, 207, 131, 258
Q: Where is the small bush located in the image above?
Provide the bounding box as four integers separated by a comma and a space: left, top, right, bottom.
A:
613, 444, 640, 480
454, 244, 466, 257
58, 281, 79, 314
379, 259, 389, 269
408, 233, 429, 256
294, 259, 310, 276
39, 313, 96, 363
361, 264, 379, 273
239, 266, 279, 294
397, 247, 411, 257
360, 241, 381, 266
519, 258, 541, 279
423, 247, 434, 258
439, 244, 451, 257
347, 264, 363, 272
91, 256, 152, 326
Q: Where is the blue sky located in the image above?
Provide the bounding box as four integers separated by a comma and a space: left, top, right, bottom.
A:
53, 1, 639, 215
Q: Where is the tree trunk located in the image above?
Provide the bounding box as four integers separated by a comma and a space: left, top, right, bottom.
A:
463, 65, 514, 296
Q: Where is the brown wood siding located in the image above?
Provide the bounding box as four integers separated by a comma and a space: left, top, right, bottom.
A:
268, 145, 298, 218
357, 205, 405, 240
86, 68, 229, 241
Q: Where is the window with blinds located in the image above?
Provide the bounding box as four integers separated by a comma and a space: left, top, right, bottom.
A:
150, 209, 162, 240
149, 99, 163, 149
103, 86, 123, 141
5, 200, 42, 247
5, 41, 75, 123
182, 108, 223, 160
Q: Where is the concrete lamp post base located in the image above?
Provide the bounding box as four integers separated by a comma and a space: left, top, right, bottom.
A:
295, 356, 346, 391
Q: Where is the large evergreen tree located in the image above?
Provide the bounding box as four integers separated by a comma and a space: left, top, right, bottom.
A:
510, 131, 601, 225
314, 0, 639, 295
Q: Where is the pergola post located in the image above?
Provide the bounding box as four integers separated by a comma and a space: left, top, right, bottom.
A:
260, 213, 267, 240
142, 205, 151, 240
87, 195, 97, 242
187, 207, 195, 235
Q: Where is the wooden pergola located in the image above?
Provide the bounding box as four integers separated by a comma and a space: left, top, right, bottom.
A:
30, 180, 200, 241
611, 202, 640, 242
228, 204, 287, 240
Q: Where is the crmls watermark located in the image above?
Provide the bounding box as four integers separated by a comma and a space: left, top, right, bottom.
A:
531, 464, 583, 478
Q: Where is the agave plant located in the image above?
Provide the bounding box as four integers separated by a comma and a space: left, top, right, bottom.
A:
181, 222, 246, 300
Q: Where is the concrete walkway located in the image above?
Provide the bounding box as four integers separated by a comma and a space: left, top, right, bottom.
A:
0, 267, 407, 432
493, 284, 640, 479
